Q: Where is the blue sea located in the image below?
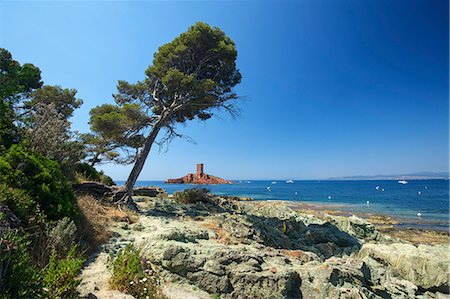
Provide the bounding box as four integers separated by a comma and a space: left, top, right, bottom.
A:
119, 179, 449, 231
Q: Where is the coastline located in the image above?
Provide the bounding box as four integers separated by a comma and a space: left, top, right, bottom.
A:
78, 193, 450, 298
128, 179, 450, 232
260, 200, 450, 245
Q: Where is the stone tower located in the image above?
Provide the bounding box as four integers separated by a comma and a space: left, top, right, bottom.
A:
196, 163, 204, 176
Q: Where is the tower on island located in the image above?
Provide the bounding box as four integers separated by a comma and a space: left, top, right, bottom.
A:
166, 163, 232, 184
196, 163, 204, 176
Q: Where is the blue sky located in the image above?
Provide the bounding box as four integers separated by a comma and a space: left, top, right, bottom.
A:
2, 0, 448, 180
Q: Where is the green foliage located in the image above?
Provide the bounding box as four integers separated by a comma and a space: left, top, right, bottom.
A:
0, 231, 41, 298
89, 22, 242, 170
26, 102, 85, 169
99, 173, 116, 186
42, 246, 84, 299
110, 244, 164, 298
46, 217, 77, 259
0, 48, 95, 299
0, 184, 36, 224
83, 103, 148, 165
0, 48, 42, 102
74, 162, 116, 185
25, 85, 82, 119
174, 188, 211, 204
0, 48, 42, 148
0, 144, 76, 220
0, 101, 18, 149
115, 22, 241, 124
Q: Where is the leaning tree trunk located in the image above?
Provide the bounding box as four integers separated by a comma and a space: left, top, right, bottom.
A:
115, 121, 164, 210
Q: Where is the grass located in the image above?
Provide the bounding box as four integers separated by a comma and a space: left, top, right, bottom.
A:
76, 195, 137, 252
110, 244, 166, 299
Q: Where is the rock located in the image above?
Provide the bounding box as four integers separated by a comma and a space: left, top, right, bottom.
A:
166, 164, 232, 184
131, 195, 449, 298
228, 271, 301, 299
160, 229, 209, 243
325, 215, 381, 242
214, 209, 361, 259
359, 243, 450, 293
72, 182, 114, 198
187, 271, 233, 294
133, 186, 167, 197
161, 245, 206, 276
166, 173, 232, 184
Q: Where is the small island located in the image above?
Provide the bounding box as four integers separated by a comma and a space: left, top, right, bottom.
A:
166, 163, 232, 184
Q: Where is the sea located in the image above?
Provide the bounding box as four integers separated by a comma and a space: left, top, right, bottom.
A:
118, 179, 450, 231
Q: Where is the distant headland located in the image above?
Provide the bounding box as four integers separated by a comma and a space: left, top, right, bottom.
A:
166, 164, 232, 184
328, 172, 449, 180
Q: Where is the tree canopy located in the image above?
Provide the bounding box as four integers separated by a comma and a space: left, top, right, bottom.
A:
0, 48, 42, 103
25, 85, 83, 119
0, 48, 43, 148
114, 21, 241, 125
88, 22, 242, 202
82, 103, 148, 165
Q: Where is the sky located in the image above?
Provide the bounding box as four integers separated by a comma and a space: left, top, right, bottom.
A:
1, 0, 448, 180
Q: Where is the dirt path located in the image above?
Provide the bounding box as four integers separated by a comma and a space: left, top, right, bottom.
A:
77, 207, 211, 299
77, 251, 134, 299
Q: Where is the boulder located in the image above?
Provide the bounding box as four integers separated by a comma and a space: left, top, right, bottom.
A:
325, 215, 381, 242
359, 243, 450, 293
133, 186, 167, 197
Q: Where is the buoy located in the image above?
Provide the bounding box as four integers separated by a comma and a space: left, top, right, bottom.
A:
425, 186, 428, 189
381, 188, 384, 192
294, 192, 298, 195
328, 196, 332, 199
366, 200, 370, 205
418, 191, 421, 195
375, 186, 380, 190
417, 212, 422, 217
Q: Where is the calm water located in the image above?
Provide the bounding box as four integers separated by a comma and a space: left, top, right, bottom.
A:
118, 179, 449, 231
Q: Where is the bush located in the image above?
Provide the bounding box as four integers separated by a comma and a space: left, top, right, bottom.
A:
0, 184, 36, 225
110, 244, 165, 298
46, 217, 77, 259
0, 144, 76, 220
173, 188, 211, 204
0, 230, 41, 298
42, 246, 84, 299
74, 162, 116, 186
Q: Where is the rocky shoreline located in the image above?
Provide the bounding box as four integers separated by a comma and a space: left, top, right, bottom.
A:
78, 194, 450, 299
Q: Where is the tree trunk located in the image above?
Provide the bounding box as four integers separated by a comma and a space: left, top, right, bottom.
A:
117, 121, 164, 209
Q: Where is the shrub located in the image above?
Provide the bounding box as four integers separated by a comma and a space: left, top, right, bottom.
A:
0, 230, 41, 298
0, 184, 36, 225
110, 244, 165, 298
46, 217, 77, 259
173, 188, 211, 204
74, 162, 116, 186
99, 172, 116, 186
0, 144, 76, 220
42, 246, 84, 299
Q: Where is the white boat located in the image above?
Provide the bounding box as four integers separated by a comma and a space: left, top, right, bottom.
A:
398, 180, 408, 184
271, 181, 277, 184
286, 180, 294, 183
